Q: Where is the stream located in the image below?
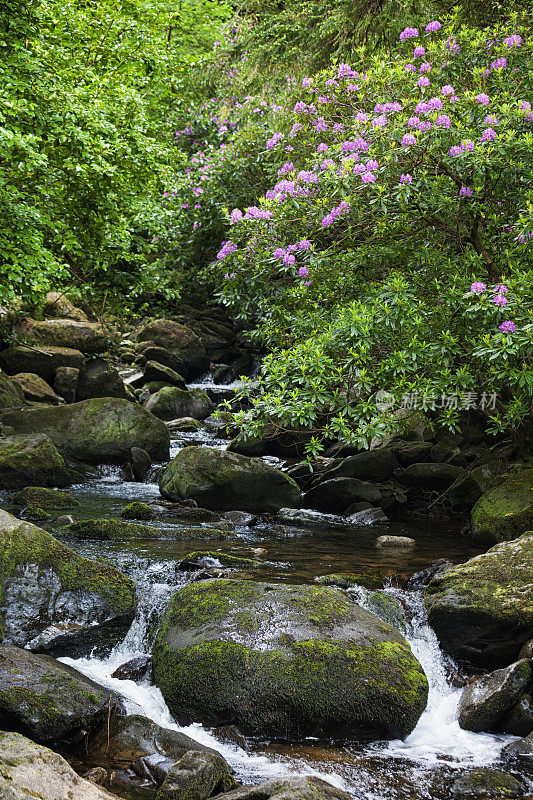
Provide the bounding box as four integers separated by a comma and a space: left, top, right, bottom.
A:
32, 377, 528, 799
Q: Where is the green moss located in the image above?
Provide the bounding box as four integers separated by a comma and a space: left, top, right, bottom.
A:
316, 573, 383, 591
120, 502, 155, 521
471, 469, 533, 544
62, 518, 159, 540
13, 486, 80, 510
178, 551, 264, 569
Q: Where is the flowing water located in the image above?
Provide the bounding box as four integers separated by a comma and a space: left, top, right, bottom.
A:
19, 379, 527, 799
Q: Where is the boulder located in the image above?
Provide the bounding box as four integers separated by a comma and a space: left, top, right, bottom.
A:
143, 360, 186, 388
2, 398, 170, 464
11, 372, 64, 405
44, 291, 88, 321
63, 519, 159, 540
13, 486, 79, 510
458, 659, 532, 732
447, 464, 502, 508
396, 462, 463, 490
0, 510, 136, 656
137, 319, 208, 379
346, 507, 389, 525
498, 692, 533, 736
111, 656, 152, 682
315, 573, 382, 590
0, 732, 120, 800
168, 416, 204, 432
425, 534, 533, 668
449, 768, 524, 799
323, 449, 401, 482
202, 777, 351, 800
302, 477, 380, 514
176, 551, 263, 571
0, 371, 24, 409
144, 387, 213, 421
135, 345, 187, 375
76, 358, 129, 400
152, 579, 428, 739
389, 439, 433, 465
0, 644, 123, 743
120, 502, 155, 520
0, 345, 85, 383
222, 511, 257, 526
0, 434, 71, 489
502, 730, 533, 762
27, 318, 107, 353
159, 447, 300, 513
276, 507, 349, 528
54, 365, 80, 402
471, 470, 533, 544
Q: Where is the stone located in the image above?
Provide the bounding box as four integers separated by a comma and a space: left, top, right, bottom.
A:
76, 357, 130, 400
497, 693, 533, 736
130, 446, 152, 481
44, 291, 88, 321
0, 644, 123, 743
152, 579, 428, 739
323, 449, 401, 481
120, 502, 155, 520
519, 639, 533, 659
63, 519, 159, 540
502, 730, 533, 762
389, 439, 433, 465
222, 511, 257, 526
0, 731, 120, 800
27, 318, 107, 353
447, 464, 502, 508
12, 486, 79, 510
471, 470, 533, 544
346, 508, 389, 525
2, 398, 170, 464
0, 345, 85, 383
111, 656, 152, 682
160, 505, 222, 524
375, 535, 415, 548
0, 510, 136, 656
396, 462, 463, 490
176, 551, 264, 571
159, 446, 300, 513
449, 768, 524, 798
0, 371, 24, 409
144, 386, 213, 421
143, 360, 186, 388
425, 534, 533, 668
212, 777, 351, 800
276, 507, 349, 528
315, 573, 382, 590
0, 434, 71, 489
458, 659, 532, 732
302, 477, 380, 514
81, 714, 234, 800
54, 365, 80, 403
135, 345, 186, 375
168, 416, 204, 432
430, 435, 462, 463
137, 319, 208, 379
11, 372, 64, 404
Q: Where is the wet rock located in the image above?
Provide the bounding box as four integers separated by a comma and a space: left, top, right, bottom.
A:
13, 486, 80, 510
160, 505, 222, 524
364, 591, 407, 632
111, 656, 152, 682
430, 435, 462, 463
0, 731, 120, 800
519, 639, 533, 659
159, 446, 300, 513
0, 345, 85, 384
449, 768, 524, 798
315, 573, 383, 590
130, 446, 152, 482
407, 560, 453, 589
458, 660, 532, 732
447, 464, 502, 508
502, 730, 533, 762
201, 776, 352, 800
2, 397, 170, 464
223, 510, 257, 526
143, 360, 186, 388
137, 319, 208, 379
323, 449, 401, 482
0, 644, 123, 743
135, 345, 187, 375
212, 725, 249, 751
152, 579, 428, 739
44, 291, 88, 321
63, 518, 159, 540
0, 433, 71, 489
0, 371, 24, 409
76, 357, 130, 400
425, 534, 533, 668
346, 507, 389, 525
177, 551, 264, 571
84, 767, 109, 785
27, 318, 107, 353
497, 693, 533, 737
389, 439, 433, 465
144, 386, 213, 421
168, 416, 205, 432
82, 714, 234, 799
396, 462, 463, 490
0, 510, 136, 656
11, 372, 64, 404
471, 470, 533, 544
375, 535, 415, 548
276, 507, 349, 528
120, 502, 155, 520
54, 365, 80, 402
343, 501, 372, 515
302, 477, 380, 514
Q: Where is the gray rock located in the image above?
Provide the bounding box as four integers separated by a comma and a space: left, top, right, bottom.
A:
502, 730, 533, 762
26, 318, 107, 353
450, 768, 524, 798
302, 477, 380, 514
143, 360, 186, 388
0, 433, 71, 489
458, 659, 532, 732
11, 372, 64, 405
144, 387, 213, 421
0, 371, 24, 409
222, 510, 257, 527
323, 449, 401, 481
497, 693, 533, 737
54, 365, 80, 403
276, 507, 349, 528
375, 535, 414, 548
135, 345, 186, 375
471, 470, 533, 544
137, 319, 208, 379
111, 657, 152, 682
76, 358, 129, 400
44, 291, 88, 321
519, 639, 533, 659
0, 345, 85, 384
389, 439, 433, 465
203, 777, 352, 800
397, 462, 463, 489
347, 508, 389, 525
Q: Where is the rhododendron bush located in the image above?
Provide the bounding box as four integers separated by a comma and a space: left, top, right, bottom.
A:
161, 15, 533, 451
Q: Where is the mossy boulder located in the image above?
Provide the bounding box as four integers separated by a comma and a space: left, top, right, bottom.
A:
13, 486, 80, 510
137, 319, 208, 379
316, 573, 383, 591
2, 398, 170, 464
63, 518, 159, 540
458, 659, 532, 732
144, 386, 213, 421
0, 371, 24, 409
470, 469, 533, 544
159, 446, 300, 513
120, 501, 155, 520
213, 778, 351, 800
11, 372, 64, 405
0, 345, 86, 384
44, 291, 88, 321
26, 318, 107, 353
0, 644, 123, 743
177, 551, 264, 570
0, 732, 120, 800
143, 360, 186, 388
0, 434, 71, 489
152, 579, 428, 739
425, 534, 533, 668
0, 509, 136, 656
76, 357, 130, 400
450, 768, 524, 799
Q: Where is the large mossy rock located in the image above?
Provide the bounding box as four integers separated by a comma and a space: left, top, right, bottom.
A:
159, 446, 300, 513
0, 510, 136, 656
458, 659, 532, 732
0, 434, 71, 489
471, 470, 533, 544
11, 372, 64, 405
152, 579, 428, 739
0, 371, 24, 409
76, 358, 130, 400
63, 518, 160, 541
0, 644, 123, 743
0, 732, 121, 800
0, 345, 86, 384
44, 291, 89, 321
2, 398, 170, 464
26, 318, 107, 353
425, 534, 533, 668
213, 777, 352, 800
137, 319, 208, 379
450, 768, 524, 799
13, 486, 80, 510
144, 386, 213, 421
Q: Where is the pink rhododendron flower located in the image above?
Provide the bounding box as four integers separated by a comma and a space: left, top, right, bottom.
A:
500, 320, 516, 332
470, 282, 486, 293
